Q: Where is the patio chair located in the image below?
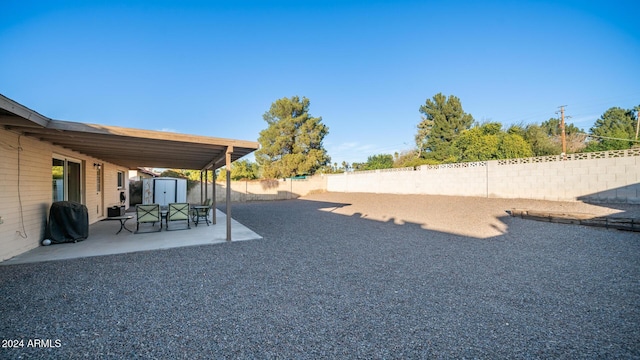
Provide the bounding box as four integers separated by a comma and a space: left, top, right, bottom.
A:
135, 204, 161, 233
191, 199, 213, 227
166, 202, 191, 230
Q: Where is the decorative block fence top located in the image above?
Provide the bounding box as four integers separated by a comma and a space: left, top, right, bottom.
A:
415, 148, 640, 171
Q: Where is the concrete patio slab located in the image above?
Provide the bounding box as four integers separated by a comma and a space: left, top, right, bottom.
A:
1, 209, 262, 265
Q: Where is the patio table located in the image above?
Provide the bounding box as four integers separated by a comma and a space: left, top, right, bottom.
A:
103, 215, 134, 234
191, 205, 212, 226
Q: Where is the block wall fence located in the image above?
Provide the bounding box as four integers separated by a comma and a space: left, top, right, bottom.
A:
187, 175, 328, 203
187, 149, 640, 204
327, 149, 640, 203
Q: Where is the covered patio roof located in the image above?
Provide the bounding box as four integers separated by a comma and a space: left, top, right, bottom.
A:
1, 93, 259, 241
0, 94, 259, 171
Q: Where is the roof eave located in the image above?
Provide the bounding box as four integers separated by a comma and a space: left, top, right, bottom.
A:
0, 94, 51, 128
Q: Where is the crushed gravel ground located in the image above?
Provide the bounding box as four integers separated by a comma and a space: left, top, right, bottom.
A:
1, 192, 639, 359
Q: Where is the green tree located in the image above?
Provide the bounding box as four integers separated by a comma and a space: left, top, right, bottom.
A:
585, 107, 636, 151
498, 132, 533, 159
255, 96, 330, 178
540, 118, 582, 136
351, 162, 366, 171
416, 93, 474, 162
216, 160, 260, 181
453, 123, 500, 161
159, 169, 198, 190
635, 105, 640, 141
364, 154, 394, 170
177, 169, 215, 183
540, 117, 587, 153
523, 124, 560, 156
453, 122, 532, 162
392, 150, 440, 168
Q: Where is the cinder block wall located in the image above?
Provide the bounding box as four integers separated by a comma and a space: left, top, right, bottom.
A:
327, 149, 640, 203
187, 149, 639, 204
486, 151, 640, 202
187, 175, 328, 203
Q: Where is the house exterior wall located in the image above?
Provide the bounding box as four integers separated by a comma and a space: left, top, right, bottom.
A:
128, 169, 156, 181
0, 128, 130, 261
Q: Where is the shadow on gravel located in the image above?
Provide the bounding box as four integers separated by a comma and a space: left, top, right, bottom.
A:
1, 197, 638, 359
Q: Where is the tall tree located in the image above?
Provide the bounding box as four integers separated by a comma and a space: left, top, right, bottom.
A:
540, 118, 582, 136
255, 96, 330, 178
498, 132, 533, 159
216, 160, 260, 181
453, 125, 500, 162
416, 93, 474, 162
453, 122, 532, 162
364, 154, 394, 170
522, 124, 559, 156
585, 107, 636, 151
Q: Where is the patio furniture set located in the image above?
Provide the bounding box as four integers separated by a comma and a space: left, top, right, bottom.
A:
104, 200, 213, 234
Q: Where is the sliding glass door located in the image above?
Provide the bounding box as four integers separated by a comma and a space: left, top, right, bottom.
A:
52, 156, 82, 203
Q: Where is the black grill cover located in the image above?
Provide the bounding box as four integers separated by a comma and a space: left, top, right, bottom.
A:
45, 201, 89, 244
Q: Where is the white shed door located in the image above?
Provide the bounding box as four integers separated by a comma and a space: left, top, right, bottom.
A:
154, 179, 177, 206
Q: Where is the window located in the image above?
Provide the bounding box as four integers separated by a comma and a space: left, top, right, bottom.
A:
117, 171, 125, 189
52, 156, 82, 203
96, 164, 102, 192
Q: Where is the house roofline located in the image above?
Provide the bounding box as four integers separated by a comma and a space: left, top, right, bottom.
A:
0, 94, 51, 128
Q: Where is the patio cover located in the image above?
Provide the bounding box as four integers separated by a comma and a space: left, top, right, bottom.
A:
0, 94, 258, 171
1, 93, 259, 240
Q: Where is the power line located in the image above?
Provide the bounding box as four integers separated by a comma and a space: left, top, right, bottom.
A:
499, 92, 640, 127
579, 132, 640, 143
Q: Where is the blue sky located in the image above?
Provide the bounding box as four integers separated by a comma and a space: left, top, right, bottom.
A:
1, 0, 639, 165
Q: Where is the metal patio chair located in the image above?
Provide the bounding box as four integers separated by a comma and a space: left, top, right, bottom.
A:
135, 204, 162, 233
166, 202, 191, 230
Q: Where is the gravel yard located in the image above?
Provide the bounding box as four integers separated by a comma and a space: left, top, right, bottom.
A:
1, 193, 639, 359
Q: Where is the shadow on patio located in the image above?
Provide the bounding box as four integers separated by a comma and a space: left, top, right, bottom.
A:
1, 209, 262, 265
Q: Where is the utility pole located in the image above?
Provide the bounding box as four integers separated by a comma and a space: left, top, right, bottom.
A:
557, 105, 567, 159
636, 106, 640, 141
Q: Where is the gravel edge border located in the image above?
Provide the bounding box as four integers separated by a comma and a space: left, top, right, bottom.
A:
508, 208, 640, 232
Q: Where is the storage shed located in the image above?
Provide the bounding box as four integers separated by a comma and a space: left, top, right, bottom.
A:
142, 177, 188, 207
